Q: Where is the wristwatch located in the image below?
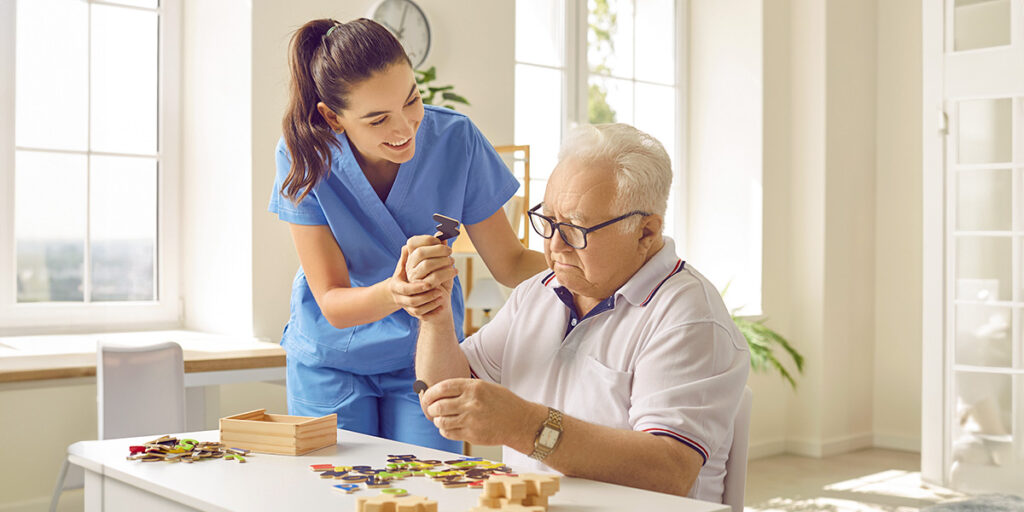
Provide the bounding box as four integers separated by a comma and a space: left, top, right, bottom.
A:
528, 407, 563, 461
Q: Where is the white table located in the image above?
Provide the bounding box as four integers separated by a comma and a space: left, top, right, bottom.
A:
68, 429, 731, 512
0, 330, 286, 430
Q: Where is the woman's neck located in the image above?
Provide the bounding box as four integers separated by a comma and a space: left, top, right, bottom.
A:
352, 149, 400, 203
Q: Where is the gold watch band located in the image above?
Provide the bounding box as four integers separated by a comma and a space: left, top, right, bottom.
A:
529, 407, 563, 461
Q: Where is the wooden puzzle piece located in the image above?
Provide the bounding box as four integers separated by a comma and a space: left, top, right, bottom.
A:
468, 506, 544, 512
483, 476, 527, 503
478, 474, 560, 510
432, 213, 460, 242
518, 474, 560, 499
355, 494, 437, 512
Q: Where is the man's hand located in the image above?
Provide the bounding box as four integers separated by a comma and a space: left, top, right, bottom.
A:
389, 244, 448, 319
419, 378, 545, 450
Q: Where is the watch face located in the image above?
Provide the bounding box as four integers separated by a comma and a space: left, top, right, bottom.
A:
371, 0, 431, 69
538, 426, 559, 448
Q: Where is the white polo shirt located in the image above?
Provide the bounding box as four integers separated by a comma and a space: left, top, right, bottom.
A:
460, 237, 750, 503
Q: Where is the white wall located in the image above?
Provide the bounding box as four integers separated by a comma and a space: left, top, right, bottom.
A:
873, 0, 922, 452
181, 0, 254, 336
734, 0, 922, 459
689, 0, 791, 458
687, 0, 764, 316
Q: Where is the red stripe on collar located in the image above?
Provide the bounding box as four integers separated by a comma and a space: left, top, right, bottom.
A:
640, 259, 684, 306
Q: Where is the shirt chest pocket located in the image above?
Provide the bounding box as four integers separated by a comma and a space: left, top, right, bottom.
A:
566, 355, 633, 429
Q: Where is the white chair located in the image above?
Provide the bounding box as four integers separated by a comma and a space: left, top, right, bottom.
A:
723, 386, 753, 512
50, 341, 186, 511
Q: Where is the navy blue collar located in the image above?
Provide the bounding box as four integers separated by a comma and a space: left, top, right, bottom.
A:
551, 285, 616, 339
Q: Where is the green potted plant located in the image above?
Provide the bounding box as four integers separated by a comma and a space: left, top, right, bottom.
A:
415, 66, 469, 110
724, 283, 805, 389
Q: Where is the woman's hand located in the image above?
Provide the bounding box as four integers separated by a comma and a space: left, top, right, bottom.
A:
390, 236, 457, 320
404, 235, 456, 292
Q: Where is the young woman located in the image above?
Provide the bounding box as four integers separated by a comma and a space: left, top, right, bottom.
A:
268, 18, 546, 451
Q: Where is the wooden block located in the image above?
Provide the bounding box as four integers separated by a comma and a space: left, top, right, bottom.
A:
355, 494, 438, 512
468, 505, 544, 512
521, 495, 547, 508
477, 474, 560, 511
519, 474, 560, 497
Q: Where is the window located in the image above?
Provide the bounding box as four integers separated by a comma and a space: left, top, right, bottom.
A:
515, 0, 764, 314
0, 0, 180, 331
515, 0, 683, 249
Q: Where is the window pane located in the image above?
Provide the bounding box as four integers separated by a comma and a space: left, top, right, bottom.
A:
516, 0, 564, 67
15, 151, 87, 302
955, 304, 1012, 367
956, 169, 1011, 231
515, 64, 562, 182
15, 0, 88, 151
515, 64, 562, 250
953, 0, 1011, 52
588, 0, 633, 79
102, 0, 159, 8
635, 0, 674, 84
957, 236, 1012, 302
91, 4, 158, 155
588, 75, 633, 124
957, 99, 1012, 165
634, 82, 675, 162
89, 156, 157, 302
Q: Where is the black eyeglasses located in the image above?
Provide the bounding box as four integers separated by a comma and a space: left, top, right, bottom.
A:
527, 203, 650, 249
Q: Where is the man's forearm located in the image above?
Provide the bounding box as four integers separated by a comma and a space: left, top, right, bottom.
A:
532, 414, 702, 497
414, 316, 471, 385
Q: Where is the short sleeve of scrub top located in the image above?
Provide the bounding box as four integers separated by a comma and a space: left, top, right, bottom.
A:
266, 106, 519, 374
268, 140, 328, 226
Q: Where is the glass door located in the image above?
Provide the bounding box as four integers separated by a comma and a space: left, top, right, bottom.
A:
941, 0, 1024, 494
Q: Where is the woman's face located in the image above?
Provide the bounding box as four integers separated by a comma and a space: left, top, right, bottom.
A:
332, 62, 424, 168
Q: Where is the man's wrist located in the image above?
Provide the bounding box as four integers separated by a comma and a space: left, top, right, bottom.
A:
528, 406, 564, 462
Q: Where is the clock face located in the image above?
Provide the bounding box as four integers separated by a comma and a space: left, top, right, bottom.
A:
371, 0, 431, 69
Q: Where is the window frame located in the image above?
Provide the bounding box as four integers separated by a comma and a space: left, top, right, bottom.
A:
0, 0, 181, 334
516, 0, 689, 251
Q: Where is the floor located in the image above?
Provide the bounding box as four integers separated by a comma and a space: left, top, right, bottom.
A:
745, 448, 966, 511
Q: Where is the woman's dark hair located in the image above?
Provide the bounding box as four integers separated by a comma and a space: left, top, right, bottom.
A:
281, 18, 411, 202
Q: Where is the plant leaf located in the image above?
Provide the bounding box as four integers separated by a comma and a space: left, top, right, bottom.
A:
416, 66, 436, 83
732, 315, 803, 388
441, 92, 470, 105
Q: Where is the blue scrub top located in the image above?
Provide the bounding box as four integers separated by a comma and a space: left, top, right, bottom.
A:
268, 105, 519, 375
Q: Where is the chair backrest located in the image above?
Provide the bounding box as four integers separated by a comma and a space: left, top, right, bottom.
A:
97, 341, 185, 440
723, 386, 753, 512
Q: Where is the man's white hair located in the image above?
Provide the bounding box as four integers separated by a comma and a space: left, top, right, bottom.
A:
557, 123, 672, 232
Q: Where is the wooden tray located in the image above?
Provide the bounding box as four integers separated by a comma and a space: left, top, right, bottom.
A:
219, 408, 336, 455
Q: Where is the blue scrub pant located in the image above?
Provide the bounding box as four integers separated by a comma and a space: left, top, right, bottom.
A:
285, 358, 461, 453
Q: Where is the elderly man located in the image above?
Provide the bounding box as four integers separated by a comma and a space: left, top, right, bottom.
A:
397, 123, 749, 502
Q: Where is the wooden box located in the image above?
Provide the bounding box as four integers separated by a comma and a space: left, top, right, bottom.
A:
219, 409, 337, 455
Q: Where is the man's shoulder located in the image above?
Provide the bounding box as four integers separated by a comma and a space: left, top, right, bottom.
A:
645, 264, 733, 324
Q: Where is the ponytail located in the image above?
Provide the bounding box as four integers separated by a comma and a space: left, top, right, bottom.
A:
281, 18, 411, 203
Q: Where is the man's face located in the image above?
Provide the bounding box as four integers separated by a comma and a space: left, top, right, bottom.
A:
541, 157, 650, 302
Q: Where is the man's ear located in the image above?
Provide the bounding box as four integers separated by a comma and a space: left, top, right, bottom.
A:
637, 214, 663, 252
317, 102, 344, 134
